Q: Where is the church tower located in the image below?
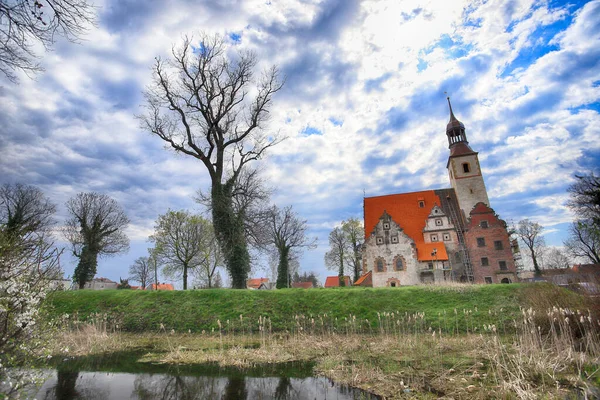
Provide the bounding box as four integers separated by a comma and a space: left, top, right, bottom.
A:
445, 97, 490, 219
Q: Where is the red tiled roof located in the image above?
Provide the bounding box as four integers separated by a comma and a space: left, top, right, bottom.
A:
325, 276, 351, 287
354, 271, 371, 286
449, 142, 476, 158
573, 264, 600, 274
247, 278, 269, 289
148, 283, 174, 290
364, 191, 449, 261
292, 282, 314, 289
417, 242, 449, 261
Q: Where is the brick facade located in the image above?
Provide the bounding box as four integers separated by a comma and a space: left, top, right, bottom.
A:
465, 202, 517, 284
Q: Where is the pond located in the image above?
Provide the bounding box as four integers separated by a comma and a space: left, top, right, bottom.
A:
32, 356, 380, 399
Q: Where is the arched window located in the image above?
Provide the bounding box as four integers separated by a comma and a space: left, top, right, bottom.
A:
395, 257, 404, 271
376, 259, 384, 272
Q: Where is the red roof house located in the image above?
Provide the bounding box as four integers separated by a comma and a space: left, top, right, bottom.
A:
324, 276, 351, 288
147, 283, 175, 290
247, 277, 269, 289
292, 281, 314, 289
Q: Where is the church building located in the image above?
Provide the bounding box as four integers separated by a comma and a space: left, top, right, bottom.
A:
356, 99, 517, 286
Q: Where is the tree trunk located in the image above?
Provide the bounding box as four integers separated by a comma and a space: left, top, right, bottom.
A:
276, 246, 290, 289
531, 249, 541, 276
353, 255, 361, 282
154, 257, 158, 290
183, 264, 188, 290
75, 246, 98, 289
338, 253, 345, 287
211, 183, 250, 289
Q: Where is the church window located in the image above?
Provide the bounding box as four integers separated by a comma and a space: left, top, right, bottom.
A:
395, 257, 404, 271
463, 163, 470, 173
485, 277, 493, 284
481, 257, 489, 266
376, 259, 385, 272
499, 261, 507, 270
419, 201, 425, 208
494, 240, 504, 250
477, 237, 486, 247
481, 220, 489, 228
443, 233, 451, 241
431, 234, 438, 242
376, 236, 383, 245
435, 219, 443, 226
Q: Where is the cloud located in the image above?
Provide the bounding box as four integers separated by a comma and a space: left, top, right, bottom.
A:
1, 0, 599, 285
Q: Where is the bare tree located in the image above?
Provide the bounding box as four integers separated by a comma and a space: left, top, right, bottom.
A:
140, 34, 283, 288
567, 172, 600, 225
544, 247, 571, 269
150, 210, 215, 290
564, 221, 600, 264
564, 171, 600, 265
0, 0, 95, 82
0, 183, 56, 238
129, 256, 154, 289
196, 167, 272, 251
514, 219, 545, 275
341, 218, 363, 282
193, 234, 224, 289
324, 227, 349, 286
147, 247, 160, 290
263, 205, 316, 289
64, 192, 129, 289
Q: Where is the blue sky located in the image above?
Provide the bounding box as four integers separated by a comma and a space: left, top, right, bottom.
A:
1, 0, 599, 287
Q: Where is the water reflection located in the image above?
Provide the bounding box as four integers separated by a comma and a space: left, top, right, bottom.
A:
36, 369, 379, 399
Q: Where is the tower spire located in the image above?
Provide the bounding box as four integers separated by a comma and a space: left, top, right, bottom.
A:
447, 96, 457, 123
445, 96, 468, 148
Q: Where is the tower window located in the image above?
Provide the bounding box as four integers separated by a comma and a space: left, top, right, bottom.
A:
494, 240, 504, 250
435, 219, 443, 226
383, 222, 390, 230
376, 259, 385, 272
431, 234, 438, 242
376, 236, 383, 245
477, 237, 486, 247
462, 163, 470, 173
481, 220, 489, 228
443, 233, 451, 241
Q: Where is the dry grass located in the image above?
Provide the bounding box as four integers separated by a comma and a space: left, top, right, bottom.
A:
49, 293, 600, 399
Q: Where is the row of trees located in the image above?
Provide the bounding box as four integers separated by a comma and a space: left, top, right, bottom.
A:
133, 204, 317, 291
324, 218, 363, 286
511, 172, 599, 274
0, 185, 131, 289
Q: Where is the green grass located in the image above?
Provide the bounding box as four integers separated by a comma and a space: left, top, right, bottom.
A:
46, 283, 581, 334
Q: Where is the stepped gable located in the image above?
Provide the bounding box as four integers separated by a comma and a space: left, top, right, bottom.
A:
364, 190, 448, 261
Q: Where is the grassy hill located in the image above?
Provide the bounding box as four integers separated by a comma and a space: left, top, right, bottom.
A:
46, 283, 584, 334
